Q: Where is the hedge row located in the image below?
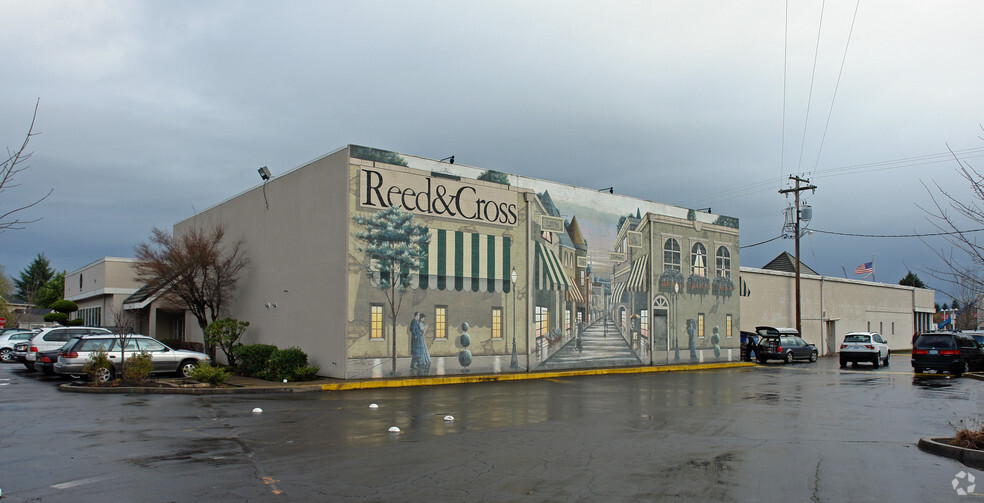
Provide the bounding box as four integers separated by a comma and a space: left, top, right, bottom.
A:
230, 344, 320, 382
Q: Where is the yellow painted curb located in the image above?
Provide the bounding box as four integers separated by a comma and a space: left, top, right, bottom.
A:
321, 362, 757, 391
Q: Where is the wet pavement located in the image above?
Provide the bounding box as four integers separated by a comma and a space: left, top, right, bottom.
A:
0, 357, 982, 502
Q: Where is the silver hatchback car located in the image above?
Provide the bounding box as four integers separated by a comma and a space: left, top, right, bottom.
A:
54, 334, 211, 381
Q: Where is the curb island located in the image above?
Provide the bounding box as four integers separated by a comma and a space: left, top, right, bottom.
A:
917, 437, 984, 469
58, 361, 757, 395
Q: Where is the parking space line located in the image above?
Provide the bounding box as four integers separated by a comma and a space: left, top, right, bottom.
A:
51, 474, 114, 490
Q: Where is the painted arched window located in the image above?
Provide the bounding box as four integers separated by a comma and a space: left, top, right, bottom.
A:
691, 242, 707, 277
716, 246, 731, 278
663, 238, 681, 271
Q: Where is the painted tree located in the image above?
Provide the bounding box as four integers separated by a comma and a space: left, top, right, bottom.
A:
15, 253, 54, 305
353, 206, 429, 375
133, 222, 249, 360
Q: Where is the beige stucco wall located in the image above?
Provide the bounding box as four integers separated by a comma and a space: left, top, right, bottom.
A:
740, 266, 935, 354
64, 257, 141, 326
174, 148, 351, 377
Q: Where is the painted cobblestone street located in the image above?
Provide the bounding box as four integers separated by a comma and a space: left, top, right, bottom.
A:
0, 357, 981, 501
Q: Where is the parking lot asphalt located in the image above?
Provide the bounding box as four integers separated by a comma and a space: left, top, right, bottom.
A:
2, 356, 983, 502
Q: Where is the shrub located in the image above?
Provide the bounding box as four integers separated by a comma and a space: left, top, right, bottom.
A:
263, 347, 308, 381
290, 364, 321, 382
122, 351, 153, 383
232, 344, 278, 377
83, 349, 114, 384
191, 363, 232, 386
204, 318, 250, 367
949, 417, 984, 450
48, 299, 79, 312
43, 312, 68, 324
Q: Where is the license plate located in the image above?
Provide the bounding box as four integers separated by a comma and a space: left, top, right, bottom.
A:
929, 350, 938, 355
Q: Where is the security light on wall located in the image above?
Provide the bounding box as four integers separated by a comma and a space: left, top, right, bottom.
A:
258, 166, 271, 180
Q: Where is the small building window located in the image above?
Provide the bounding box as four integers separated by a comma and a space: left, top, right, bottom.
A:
692, 243, 707, 277
435, 306, 448, 338
565, 309, 571, 332
370, 304, 384, 339
698, 313, 705, 338
491, 307, 503, 339
663, 238, 681, 271
535, 306, 550, 338
716, 247, 731, 278
726, 314, 733, 338
641, 309, 648, 335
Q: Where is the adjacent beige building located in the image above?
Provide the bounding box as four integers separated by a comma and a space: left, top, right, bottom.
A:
64, 257, 142, 327
740, 264, 935, 354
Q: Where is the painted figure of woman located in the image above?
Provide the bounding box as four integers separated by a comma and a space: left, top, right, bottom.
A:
410, 313, 431, 373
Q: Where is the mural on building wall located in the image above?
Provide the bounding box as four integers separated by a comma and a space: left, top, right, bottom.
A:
346, 145, 741, 378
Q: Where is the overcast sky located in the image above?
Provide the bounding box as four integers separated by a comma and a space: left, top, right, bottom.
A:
2, 1, 983, 303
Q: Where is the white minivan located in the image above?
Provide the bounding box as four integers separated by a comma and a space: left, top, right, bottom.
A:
23, 326, 111, 370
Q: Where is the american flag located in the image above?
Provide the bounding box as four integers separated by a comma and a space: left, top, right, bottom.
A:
854, 261, 873, 275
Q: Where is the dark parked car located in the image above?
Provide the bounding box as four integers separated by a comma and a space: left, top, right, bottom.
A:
755, 326, 818, 363
911, 332, 984, 376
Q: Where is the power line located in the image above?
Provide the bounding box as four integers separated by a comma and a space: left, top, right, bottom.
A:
797, 0, 827, 174
740, 235, 783, 249
811, 0, 862, 173
738, 226, 984, 250
811, 228, 984, 238
677, 146, 984, 208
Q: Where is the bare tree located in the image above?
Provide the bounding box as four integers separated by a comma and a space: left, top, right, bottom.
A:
133, 222, 249, 360
1, 99, 53, 232
920, 128, 984, 305
110, 305, 138, 378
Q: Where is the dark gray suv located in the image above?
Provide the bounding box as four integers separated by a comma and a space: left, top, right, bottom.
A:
911, 332, 984, 376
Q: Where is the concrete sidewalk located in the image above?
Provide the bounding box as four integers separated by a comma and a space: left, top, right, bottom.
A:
60, 361, 758, 394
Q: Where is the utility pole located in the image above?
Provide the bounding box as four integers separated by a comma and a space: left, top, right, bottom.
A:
779, 175, 817, 336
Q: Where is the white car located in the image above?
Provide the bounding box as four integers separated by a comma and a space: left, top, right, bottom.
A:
0, 331, 35, 362
23, 326, 111, 370
839, 332, 890, 368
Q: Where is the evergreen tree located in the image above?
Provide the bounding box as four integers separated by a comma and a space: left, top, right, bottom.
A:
14, 253, 54, 305
34, 271, 65, 308
898, 271, 926, 288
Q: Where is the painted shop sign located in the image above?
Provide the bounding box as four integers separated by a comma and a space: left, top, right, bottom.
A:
359, 166, 519, 226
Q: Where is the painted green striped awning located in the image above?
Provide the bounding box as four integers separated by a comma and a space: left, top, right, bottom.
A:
413, 229, 511, 293
534, 241, 571, 291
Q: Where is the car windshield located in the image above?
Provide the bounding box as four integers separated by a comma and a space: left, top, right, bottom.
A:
844, 334, 870, 343
914, 335, 956, 349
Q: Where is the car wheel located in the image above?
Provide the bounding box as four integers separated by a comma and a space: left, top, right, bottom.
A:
872, 356, 879, 369
839, 358, 847, 368
913, 367, 923, 374
956, 360, 969, 377
96, 366, 114, 383
24, 362, 35, 371
884, 353, 890, 366
757, 356, 768, 364
809, 350, 818, 362
785, 351, 794, 364
178, 359, 198, 378
0, 348, 12, 361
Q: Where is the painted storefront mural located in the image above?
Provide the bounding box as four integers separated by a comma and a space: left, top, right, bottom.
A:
347, 145, 740, 378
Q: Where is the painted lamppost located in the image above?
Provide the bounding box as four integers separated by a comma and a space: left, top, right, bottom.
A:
510, 267, 519, 370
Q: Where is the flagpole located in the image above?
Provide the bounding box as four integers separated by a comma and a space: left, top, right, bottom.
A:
872, 254, 875, 282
